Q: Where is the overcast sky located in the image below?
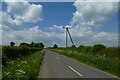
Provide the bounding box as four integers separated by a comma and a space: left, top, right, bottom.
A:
0, 0, 119, 47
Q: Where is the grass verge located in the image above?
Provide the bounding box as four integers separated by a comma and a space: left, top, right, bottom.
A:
50, 49, 120, 78
2, 50, 45, 79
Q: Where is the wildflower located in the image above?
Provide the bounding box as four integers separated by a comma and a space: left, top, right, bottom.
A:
16, 70, 25, 74
6, 72, 10, 75
22, 61, 27, 64
17, 64, 21, 67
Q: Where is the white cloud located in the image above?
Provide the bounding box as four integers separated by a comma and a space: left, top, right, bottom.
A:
2, 26, 66, 47
93, 32, 118, 43
66, 1, 118, 47
6, 0, 43, 23
1, 1, 43, 45
2, 24, 118, 47
0, 25, 2, 30
71, 1, 118, 28
45, 25, 65, 33
95, 36, 118, 47
1, 1, 118, 47
29, 26, 41, 33
1, 11, 20, 30
0, 11, 2, 30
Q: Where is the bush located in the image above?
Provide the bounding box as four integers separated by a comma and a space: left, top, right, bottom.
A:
10, 42, 15, 46
20, 42, 44, 48
53, 44, 58, 48
93, 44, 106, 55
19, 43, 29, 47
2, 51, 45, 79
2, 46, 42, 66
100, 47, 118, 58
78, 45, 93, 54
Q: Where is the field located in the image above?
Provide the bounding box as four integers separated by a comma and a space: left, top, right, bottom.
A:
49, 46, 120, 77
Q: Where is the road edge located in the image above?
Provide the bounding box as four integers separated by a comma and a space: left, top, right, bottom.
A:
38, 50, 46, 79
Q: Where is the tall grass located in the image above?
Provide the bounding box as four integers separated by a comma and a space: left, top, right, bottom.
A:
2, 50, 45, 79
50, 48, 120, 77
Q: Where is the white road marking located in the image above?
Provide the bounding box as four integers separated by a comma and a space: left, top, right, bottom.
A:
68, 66, 83, 77
57, 57, 60, 59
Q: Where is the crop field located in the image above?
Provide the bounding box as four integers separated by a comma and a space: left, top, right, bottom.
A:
49, 45, 120, 77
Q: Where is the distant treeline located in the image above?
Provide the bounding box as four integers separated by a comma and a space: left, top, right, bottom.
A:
19, 42, 44, 48
49, 44, 119, 58
2, 42, 44, 66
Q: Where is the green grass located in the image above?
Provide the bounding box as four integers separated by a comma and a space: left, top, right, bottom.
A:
2, 50, 45, 79
50, 49, 120, 78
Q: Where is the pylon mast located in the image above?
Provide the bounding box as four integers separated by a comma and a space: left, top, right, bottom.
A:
66, 28, 68, 47
66, 27, 75, 47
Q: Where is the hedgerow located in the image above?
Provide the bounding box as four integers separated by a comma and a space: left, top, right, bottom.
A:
2, 46, 42, 66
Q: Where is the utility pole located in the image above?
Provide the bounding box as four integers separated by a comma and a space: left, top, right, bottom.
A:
66, 28, 75, 46
65, 27, 75, 48
66, 28, 68, 48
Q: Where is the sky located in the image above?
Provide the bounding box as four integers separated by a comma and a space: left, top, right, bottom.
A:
0, 0, 119, 47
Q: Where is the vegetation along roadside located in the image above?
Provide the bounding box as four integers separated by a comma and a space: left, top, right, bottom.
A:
49, 44, 120, 78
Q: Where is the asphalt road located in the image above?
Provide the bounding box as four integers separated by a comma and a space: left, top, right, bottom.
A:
39, 50, 119, 79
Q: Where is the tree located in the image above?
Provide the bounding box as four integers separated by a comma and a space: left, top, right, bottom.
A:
10, 42, 15, 46
71, 45, 76, 48
53, 44, 58, 48
30, 42, 34, 47
39, 43, 44, 48
70, 45, 76, 50
93, 44, 106, 55
79, 45, 84, 49
19, 42, 29, 47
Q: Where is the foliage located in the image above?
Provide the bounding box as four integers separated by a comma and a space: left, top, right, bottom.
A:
78, 45, 93, 54
53, 44, 58, 48
69, 45, 76, 50
10, 42, 15, 46
2, 42, 45, 79
20, 42, 44, 48
50, 44, 119, 77
19, 43, 29, 47
30, 42, 35, 47
33, 42, 44, 48
99, 47, 118, 58
2, 50, 45, 79
2, 46, 42, 66
71, 45, 76, 48
93, 44, 106, 55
